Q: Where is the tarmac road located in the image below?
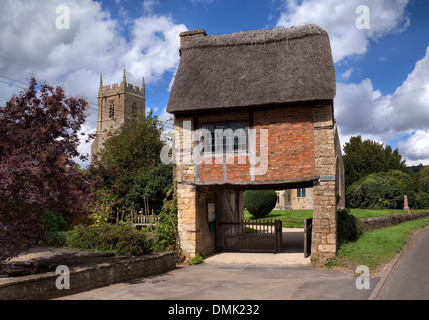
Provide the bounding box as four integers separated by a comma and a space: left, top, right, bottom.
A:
374, 226, 429, 300
59, 261, 379, 300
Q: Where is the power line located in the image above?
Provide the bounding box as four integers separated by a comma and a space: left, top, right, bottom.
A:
0, 75, 28, 85
0, 79, 28, 90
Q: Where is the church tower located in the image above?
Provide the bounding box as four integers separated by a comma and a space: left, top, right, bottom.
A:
91, 70, 146, 161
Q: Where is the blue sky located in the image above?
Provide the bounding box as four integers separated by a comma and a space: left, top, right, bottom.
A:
0, 0, 429, 167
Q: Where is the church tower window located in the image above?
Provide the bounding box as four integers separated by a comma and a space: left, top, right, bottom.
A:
109, 101, 115, 118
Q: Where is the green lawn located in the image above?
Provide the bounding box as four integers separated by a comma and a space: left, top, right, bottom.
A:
244, 209, 313, 228
244, 208, 428, 228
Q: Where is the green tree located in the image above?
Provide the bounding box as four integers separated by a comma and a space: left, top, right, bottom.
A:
89, 112, 173, 218
126, 163, 173, 214
416, 166, 429, 193
98, 112, 164, 185
346, 170, 415, 209
343, 136, 406, 190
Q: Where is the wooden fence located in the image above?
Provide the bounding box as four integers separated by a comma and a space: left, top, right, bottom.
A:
132, 215, 160, 229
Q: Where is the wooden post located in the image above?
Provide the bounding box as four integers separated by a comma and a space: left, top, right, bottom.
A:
304, 218, 312, 258
275, 220, 282, 254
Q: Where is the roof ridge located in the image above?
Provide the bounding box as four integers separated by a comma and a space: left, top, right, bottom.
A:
181, 24, 326, 50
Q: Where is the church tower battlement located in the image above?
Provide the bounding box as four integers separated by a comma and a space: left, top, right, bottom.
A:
91, 69, 146, 162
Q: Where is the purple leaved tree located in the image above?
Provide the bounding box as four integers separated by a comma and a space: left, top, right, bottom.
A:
0, 78, 94, 261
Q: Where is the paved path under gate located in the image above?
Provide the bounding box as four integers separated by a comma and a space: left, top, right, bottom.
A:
205, 228, 310, 265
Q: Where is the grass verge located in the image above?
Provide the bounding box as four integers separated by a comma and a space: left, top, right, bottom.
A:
336, 216, 429, 272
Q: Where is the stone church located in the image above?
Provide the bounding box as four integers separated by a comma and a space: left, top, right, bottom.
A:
91, 70, 146, 161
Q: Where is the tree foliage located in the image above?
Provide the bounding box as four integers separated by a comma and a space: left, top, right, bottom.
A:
88, 112, 173, 218
343, 136, 406, 190
346, 170, 415, 209
0, 78, 92, 261
415, 166, 429, 193
151, 188, 179, 253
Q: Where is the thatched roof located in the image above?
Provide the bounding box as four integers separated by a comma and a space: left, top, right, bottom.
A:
167, 24, 336, 115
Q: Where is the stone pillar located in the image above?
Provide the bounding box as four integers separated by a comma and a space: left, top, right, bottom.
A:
177, 184, 198, 258
403, 195, 409, 211
174, 116, 199, 258
311, 104, 338, 265
311, 180, 337, 264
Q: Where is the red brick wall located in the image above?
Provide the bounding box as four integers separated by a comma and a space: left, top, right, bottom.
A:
254, 107, 317, 181
196, 107, 317, 182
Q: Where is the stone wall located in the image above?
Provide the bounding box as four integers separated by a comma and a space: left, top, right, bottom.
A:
0, 252, 176, 300
361, 211, 429, 232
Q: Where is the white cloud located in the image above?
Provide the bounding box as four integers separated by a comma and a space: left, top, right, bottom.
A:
341, 68, 353, 80
0, 0, 187, 98
122, 14, 186, 85
276, 0, 410, 62
335, 47, 429, 164
397, 130, 429, 165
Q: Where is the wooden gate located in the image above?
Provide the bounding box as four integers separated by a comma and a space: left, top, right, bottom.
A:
216, 219, 282, 253
304, 218, 312, 258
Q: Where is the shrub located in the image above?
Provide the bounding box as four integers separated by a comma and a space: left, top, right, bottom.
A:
45, 231, 68, 247
244, 190, 277, 219
42, 210, 69, 247
66, 224, 149, 257
43, 210, 68, 233
346, 170, 415, 209
337, 208, 362, 244
151, 189, 178, 253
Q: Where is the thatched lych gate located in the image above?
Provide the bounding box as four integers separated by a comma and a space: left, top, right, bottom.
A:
216, 219, 282, 253
167, 25, 346, 264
